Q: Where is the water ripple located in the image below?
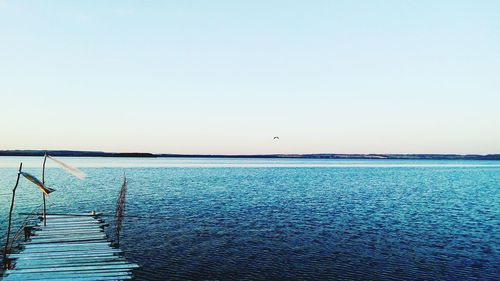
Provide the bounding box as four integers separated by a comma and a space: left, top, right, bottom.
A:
1, 162, 499, 280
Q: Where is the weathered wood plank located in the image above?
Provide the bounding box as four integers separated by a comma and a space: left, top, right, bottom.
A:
7, 263, 139, 274
29, 237, 109, 243
21, 248, 115, 255
23, 242, 111, 248
31, 235, 106, 239
3, 270, 131, 281
27, 236, 107, 243
15, 260, 131, 270
15, 259, 126, 267
9, 251, 123, 259
5, 276, 132, 281
11, 256, 121, 262
43, 220, 103, 225
43, 213, 103, 217
30, 234, 106, 240
44, 215, 99, 218
37, 224, 105, 229
13, 262, 130, 270
16, 247, 120, 254
37, 221, 104, 226
31, 232, 105, 237
43, 217, 99, 222
35, 226, 106, 232
36, 225, 108, 230
33, 231, 105, 236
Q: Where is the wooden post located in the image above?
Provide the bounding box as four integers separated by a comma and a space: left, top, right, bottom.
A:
42, 153, 47, 226
23, 226, 33, 241
3, 163, 23, 269
114, 174, 127, 247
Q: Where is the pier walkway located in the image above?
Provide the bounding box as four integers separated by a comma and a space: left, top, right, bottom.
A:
2, 213, 138, 280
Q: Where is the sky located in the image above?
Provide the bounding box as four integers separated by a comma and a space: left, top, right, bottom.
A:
0, 1, 499, 155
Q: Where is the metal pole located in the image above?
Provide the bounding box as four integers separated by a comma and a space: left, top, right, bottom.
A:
42, 153, 47, 226
3, 163, 23, 269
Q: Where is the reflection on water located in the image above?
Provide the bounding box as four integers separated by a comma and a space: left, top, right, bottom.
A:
0, 157, 498, 280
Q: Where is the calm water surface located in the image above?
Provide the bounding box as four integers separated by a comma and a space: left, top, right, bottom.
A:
0, 157, 499, 280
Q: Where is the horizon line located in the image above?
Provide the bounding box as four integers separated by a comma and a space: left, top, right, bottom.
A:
0, 149, 499, 160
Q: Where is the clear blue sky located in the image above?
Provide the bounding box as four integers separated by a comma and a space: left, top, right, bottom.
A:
1, 1, 499, 154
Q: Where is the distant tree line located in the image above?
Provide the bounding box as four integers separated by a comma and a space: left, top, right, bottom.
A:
0, 150, 498, 160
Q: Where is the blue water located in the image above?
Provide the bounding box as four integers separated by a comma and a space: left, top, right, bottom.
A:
0, 157, 499, 280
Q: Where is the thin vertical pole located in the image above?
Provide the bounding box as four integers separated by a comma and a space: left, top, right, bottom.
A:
3, 163, 23, 269
42, 154, 47, 226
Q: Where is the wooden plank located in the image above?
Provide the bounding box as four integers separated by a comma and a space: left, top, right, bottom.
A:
24, 239, 111, 247
30, 233, 106, 239
26, 239, 107, 246
38, 223, 104, 228
22, 246, 114, 252
36, 225, 108, 231
44, 213, 103, 217
28, 237, 107, 244
3, 270, 132, 280
31, 234, 106, 240
35, 227, 103, 231
32, 233, 105, 237
5, 267, 133, 275
14, 256, 124, 264
40, 219, 104, 224
21, 247, 114, 254
4, 276, 131, 281
39, 221, 105, 225
40, 221, 103, 225
43, 217, 99, 221
33, 231, 104, 236
36, 225, 103, 230
12, 253, 122, 260
21, 246, 114, 254
40, 213, 103, 217
34, 228, 104, 233
7, 263, 139, 274
9, 250, 123, 259
23, 242, 111, 249
22, 246, 114, 253
23, 240, 110, 246
6, 274, 132, 279
14, 258, 126, 267
5, 277, 132, 281
31, 233, 106, 239
37, 219, 99, 223
30, 235, 106, 240
39, 224, 104, 228
15, 260, 130, 270
14, 260, 130, 269
15, 247, 121, 254
38, 223, 102, 227
14, 260, 129, 269
43, 220, 103, 225
19, 250, 117, 257
43, 216, 103, 220
44, 215, 99, 219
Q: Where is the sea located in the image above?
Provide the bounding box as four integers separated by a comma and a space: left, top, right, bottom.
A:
0, 157, 498, 280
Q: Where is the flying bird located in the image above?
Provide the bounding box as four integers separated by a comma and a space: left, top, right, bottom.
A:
273, 136, 280, 140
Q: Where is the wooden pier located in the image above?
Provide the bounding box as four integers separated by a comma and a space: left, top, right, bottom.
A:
2, 213, 139, 280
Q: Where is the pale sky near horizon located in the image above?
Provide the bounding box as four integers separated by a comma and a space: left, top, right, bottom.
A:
1, 1, 499, 154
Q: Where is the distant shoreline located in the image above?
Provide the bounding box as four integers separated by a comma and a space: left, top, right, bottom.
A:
0, 150, 498, 160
